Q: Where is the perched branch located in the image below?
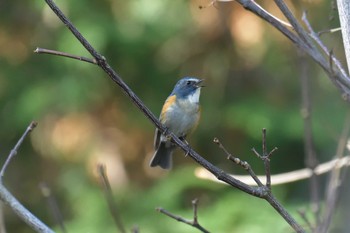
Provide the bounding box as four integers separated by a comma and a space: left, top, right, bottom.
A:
0, 121, 37, 178
97, 164, 126, 233
156, 199, 210, 233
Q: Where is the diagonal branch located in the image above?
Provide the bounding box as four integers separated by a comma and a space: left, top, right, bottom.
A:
97, 164, 127, 233
0, 121, 37, 178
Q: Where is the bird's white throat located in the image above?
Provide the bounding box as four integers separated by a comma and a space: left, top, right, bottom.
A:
188, 88, 201, 103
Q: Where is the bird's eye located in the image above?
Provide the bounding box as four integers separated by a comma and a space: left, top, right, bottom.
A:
186, 81, 192, 85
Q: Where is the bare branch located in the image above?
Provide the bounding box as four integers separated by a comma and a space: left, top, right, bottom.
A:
213, 138, 264, 187
196, 155, 350, 186
39, 182, 67, 233
34, 47, 97, 64
318, 113, 350, 233
0, 121, 37, 178
302, 12, 348, 79
227, 0, 350, 96
156, 199, 210, 233
97, 164, 126, 233
0, 185, 54, 233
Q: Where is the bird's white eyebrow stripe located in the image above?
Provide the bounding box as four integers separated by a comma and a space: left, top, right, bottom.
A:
186, 78, 198, 82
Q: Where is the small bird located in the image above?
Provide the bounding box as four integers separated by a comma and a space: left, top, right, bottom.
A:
150, 77, 204, 169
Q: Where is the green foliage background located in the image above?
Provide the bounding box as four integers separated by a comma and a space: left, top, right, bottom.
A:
0, 0, 349, 232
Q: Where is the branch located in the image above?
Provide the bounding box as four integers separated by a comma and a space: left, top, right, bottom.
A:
215, 130, 303, 232
34, 47, 97, 64
302, 12, 348, 79
196, 155, 350, 186
0, 185, 54, 233
226, 0, 350, 97
97, 164, 126, 233
213, 138, 264, 187
0, 122, 54, 233
318, 113, 350, 233
0, 121, 37, 178
39, 182, 67, 233
156, 199, 210, 233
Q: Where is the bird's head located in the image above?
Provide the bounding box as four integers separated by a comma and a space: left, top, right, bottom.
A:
171, 77, 204, 102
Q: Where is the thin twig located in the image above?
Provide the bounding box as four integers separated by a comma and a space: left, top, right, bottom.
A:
39, 182, 67, 233
34, 47, 97, 64
0, 121, 37, 179
273, 0, 314, 49
318, 27, 341, 36
156, 199, 210, 233
302, 12, 349, 79
97, 164, 126, 233
213, 138, 264, 187
258, 129, 277, 189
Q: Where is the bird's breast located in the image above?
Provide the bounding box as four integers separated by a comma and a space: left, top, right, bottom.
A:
163, 97, 200, 136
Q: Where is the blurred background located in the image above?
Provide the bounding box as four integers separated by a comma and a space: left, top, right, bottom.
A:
0, 0, 349, 232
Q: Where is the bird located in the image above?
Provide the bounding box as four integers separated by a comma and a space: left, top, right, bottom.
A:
150, 77, 204, 169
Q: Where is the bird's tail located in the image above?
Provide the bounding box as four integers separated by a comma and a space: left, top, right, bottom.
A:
150, 142, 174, 169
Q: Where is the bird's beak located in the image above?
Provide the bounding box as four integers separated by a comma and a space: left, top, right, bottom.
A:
196, 79, 205, 88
